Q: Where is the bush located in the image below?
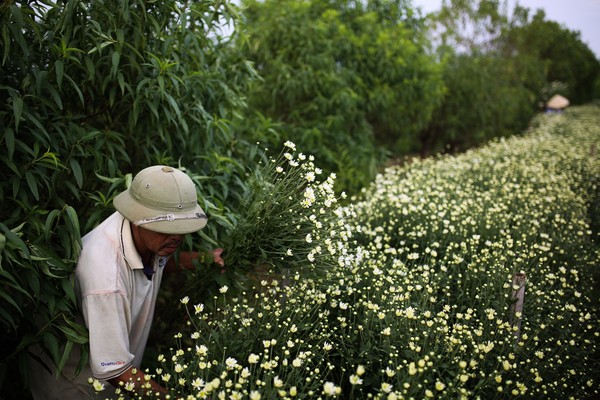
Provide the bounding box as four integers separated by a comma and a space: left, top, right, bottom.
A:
237, 0, 444, 194
0, 0, 255, 396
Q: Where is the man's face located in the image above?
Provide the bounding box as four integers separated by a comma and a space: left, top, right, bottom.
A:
137, 227, 184, 257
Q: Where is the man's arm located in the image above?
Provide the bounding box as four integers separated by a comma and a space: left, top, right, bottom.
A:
108, 366, 168, 398
164, 248, 224, 272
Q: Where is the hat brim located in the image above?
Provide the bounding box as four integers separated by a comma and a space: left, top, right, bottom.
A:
113, 190, 207, 234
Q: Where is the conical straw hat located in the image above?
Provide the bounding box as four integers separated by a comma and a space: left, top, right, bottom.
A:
546, 94, 569, 109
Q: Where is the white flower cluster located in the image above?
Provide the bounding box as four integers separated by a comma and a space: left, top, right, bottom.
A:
133, 108, 599, 400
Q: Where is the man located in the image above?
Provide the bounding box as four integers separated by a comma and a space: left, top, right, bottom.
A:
30, 165, 223, 399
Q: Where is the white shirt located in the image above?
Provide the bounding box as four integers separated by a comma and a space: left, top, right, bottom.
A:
76, 211, 166, 379
29, 211, 167, 399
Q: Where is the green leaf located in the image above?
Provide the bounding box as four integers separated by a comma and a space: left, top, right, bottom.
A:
20, 109, 47, 139
15, 334, 38, 355
45, 209, 61, 241
47, 289, 56, 314
65, 206, 82, 257
198, 230, 219, 247
65, 74, 85, 106
55, 60, 64, 89
87, 40, 113, 55
25, 171, 40, 201
47, 255, 72, 272
56, 325, 88, 344
46, 84, 63, 110
0, 306, 15, 329
64, 316, 88, 339
165, 93, 182, 121
57, 340, 74, 375
75, 346, 89, 376
60, 276, 77, 306
12, 97, 23, 131
0, 155, 20, 176
157, 75, 165, 92
65, 206, 80, 237
0, 269, 33, 299
84, 55, 95, 77
117, 72, 125, 94
26, 270, 40, 298
43, 332, 59, 365
0, 289, 22, 315
1, 24, 9, 65
4, 127, 15, 160
111, 51, 120, 77
108, 86, 116, 106
7, 6, 28, 57
0, 223, 29, 257
9, 4, 24, 28
125, 173, 133, 188
69, 159, 83, 188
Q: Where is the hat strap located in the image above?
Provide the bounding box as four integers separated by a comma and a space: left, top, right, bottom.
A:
134, 213, 207, 226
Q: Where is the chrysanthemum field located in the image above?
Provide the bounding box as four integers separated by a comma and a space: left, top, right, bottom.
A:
99, 105, 599, 399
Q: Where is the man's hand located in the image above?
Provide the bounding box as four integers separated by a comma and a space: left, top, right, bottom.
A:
212, 248, 224, 266
166, 248, 225, 272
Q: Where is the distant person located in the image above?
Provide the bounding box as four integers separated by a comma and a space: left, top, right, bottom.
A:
30, 165, 224, 399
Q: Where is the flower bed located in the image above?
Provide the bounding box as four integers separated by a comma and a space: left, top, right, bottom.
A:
97, 106, 600, 399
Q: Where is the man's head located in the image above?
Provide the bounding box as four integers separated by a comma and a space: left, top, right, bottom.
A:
128, 226, 184, 258
113, 165, 207, 235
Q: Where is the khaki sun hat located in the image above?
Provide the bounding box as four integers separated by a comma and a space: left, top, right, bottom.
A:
113, 165, 207, 234
546, 94, 569, 110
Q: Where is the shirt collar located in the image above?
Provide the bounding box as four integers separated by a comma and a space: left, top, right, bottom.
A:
120, 216, 143, 270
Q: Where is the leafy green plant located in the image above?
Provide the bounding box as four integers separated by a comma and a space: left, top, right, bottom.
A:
183, 141, 352, 298
0, 1, 256, 396
502, 8, 600, 104
0, 207, 88, 394
237, 0, 444, 194
420, 0, 600, 156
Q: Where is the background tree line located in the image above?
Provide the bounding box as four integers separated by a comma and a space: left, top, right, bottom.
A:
0, 0, 598, 397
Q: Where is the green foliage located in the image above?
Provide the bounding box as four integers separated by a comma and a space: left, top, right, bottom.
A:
0, 0, 256, 396
502, 8, 600, 104
419, 53, 541, 154
594, 75, 600, 101
419, 0, 544, 154
0, 209, 87, 395
431, 0, 508, 53
420, 0, 600, 155
237, 0, 445, 194
186, 142, 351, 297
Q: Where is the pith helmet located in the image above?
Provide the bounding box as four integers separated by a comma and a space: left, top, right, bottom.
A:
113, 165, 207, 234
546, 94, 569, 110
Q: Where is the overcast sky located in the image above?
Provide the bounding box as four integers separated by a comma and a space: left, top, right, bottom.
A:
412, 0, 600, 58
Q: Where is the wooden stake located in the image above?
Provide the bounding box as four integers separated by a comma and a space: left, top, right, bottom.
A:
510, 272, 526, 344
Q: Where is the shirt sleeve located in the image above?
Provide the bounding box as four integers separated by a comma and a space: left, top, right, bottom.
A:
80, 291, 135, 380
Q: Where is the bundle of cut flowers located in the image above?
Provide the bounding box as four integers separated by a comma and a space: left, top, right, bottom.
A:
219, 141, 353, 289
